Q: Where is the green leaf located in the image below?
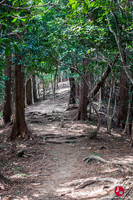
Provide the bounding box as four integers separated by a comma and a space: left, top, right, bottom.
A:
5, 47, 11, 56
20, 18, 27, 22
12, 18, 18, 23
13, 44, 20, 53
1, 38, 10, 43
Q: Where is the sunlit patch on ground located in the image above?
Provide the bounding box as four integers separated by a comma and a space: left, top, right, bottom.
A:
56, 177, 119, 199
0, 81, 133, 200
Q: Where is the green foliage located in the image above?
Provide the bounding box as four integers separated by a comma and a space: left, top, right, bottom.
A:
0, 0, 132, 103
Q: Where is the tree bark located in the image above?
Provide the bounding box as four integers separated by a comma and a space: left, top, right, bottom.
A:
26, 78, 33, 106
75, 81, 80, 99
76, 54, 118, 121
108, 12, 129, 128
69, 70, 76, 104
124, 85, 132, 134
32, 74, 38, 102
53, 67, 58, 97
130, 120, 133, 147
10, 55, 31, 140
76, 74, 89, 120
3, 55, 12, 124
117, 69, 128, 128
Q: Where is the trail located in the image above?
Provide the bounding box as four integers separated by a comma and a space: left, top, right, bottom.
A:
0, 81, 133, 200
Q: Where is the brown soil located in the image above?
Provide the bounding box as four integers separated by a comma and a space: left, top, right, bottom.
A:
0, 81, 133, 200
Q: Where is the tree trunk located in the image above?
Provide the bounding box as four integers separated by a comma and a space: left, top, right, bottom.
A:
42, 79, 45, 100
130, 120, 133, 147
75, 80, 80, 99
87, 53, 118, 104
3, 56, 12, 124
26, 78, 33, 106
101, 82, 105, 101
37, 82, 40, 98
98, 88, 102, 110
69, 70, 76, 104
75, 54, 118, 121
89, 99, 101, 139
10, 56, 31, 140
109, 13, 129, 129
107, 80, 116, 134
117, 69, 128, 128
76, 75, 89, 120
56, 74, 59, 88
124, 85, 132, 134
32, 74, 38, 102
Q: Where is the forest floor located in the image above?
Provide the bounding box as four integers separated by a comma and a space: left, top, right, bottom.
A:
0, 81, 133, 200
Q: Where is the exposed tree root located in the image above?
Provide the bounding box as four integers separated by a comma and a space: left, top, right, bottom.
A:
66, 104, 78, 111
75, 180, 98, 189
60, 176, 133, 199
60, 177, 118, 192
45, 139, 76, 144
8, 122, 34, 141
84, 155, 133, 172
76, 177, 118, 191
45, 134, 86, 144
83, 155, 108, 163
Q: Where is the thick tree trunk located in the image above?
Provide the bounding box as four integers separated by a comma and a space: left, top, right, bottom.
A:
76, 75, 89, 120
109, 13, 129, 129
10, 57, 31, 140
3, 56, 12, 124
76, 81, 80, 99
26, 78, 33, 106
117, 69, 128, 128
69, 70, 76, 104
32, 75, 38, 102
76, 54, 118, 121
76, 58, 91, 120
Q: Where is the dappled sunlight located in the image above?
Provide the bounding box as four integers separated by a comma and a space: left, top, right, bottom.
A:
89, 125, 97, 130
30, 120, 91, 137
11, 197, 32, 200
56, 177, 118, 199
26, 82, 69, 116
10, 173, 27, 179
63, 186, 107, 199
102, 167, 120, 174
57, 87, 70, 94
1, 80, 133, 200
110, 155, 133, 164
112, 132, 122, 137
32, 193, 40, 198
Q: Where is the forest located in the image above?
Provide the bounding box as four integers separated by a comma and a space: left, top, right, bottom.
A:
0, 0, 133, 199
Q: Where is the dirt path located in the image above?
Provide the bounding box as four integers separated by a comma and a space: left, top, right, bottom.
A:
0, 81, 133, 200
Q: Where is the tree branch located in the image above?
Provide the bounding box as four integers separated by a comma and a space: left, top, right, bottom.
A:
107, 14, 118, 44
87, 53, 119, 104
0, 0, 6, 5
48, 51, 90, 89
1, 0, 59, 10
123, 65, 133, 85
